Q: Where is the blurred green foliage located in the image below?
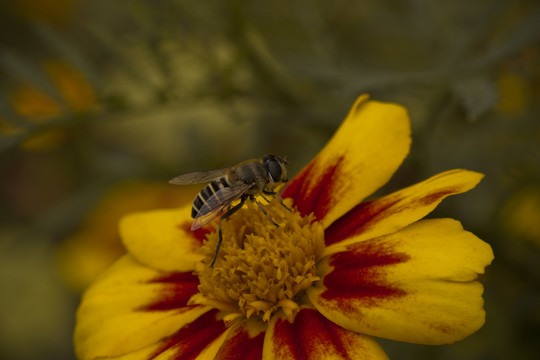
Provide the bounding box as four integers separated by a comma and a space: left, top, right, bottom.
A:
1, 0, 539, 359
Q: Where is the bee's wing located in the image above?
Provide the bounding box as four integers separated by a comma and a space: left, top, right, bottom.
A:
191, 183, 251, 230
169, 168, 231, 185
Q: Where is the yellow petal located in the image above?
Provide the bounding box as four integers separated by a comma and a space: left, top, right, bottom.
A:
58, 181, 199, 292
79, 311, 233, 360
75, 255, 212, 359
120, 204, 209, 272
283, 94, 411, 227
308, 219, 494, 345
263, 308, 388, 360
324, 169, 484, 252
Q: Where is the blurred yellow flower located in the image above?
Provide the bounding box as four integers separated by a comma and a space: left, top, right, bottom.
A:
11, 60, 96, 118
500, 186, 540, 247
496, 71, 532, 116
2, 59, 96, 150
59, 182, 199, 292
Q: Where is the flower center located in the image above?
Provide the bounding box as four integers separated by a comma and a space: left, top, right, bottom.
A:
192, 198, 325, 322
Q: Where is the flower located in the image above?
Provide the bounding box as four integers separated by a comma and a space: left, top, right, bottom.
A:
1, 59, 96, 151
74, 95, 494, 359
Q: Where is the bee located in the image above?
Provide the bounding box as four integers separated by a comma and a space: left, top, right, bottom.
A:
169, 154, 290, 267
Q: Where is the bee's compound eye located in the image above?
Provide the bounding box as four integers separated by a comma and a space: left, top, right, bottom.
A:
267, 160, 282, 182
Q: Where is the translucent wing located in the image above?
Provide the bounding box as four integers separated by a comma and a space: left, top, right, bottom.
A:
169, 168, 231, 185
191, 183, 251, 230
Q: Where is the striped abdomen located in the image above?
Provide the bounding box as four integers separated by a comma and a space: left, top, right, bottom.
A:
191, 177, 230, 218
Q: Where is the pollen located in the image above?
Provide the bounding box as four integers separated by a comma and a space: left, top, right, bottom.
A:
191, 198, 325, 322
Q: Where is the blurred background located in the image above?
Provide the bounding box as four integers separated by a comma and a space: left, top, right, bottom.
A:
0, 0, 539, 359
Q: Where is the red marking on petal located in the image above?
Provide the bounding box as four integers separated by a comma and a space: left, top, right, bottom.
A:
178, 221, 212, 245
192, 227, 213, 243
150, 309, 227, 360
325, 197, 399, 246
215, 326, 264, 360
282, 162, 312, 208
139, 272, 199, 312
148, 272, 199, 284
417, 189, 456, 207
272, 308, 355, 359
272, 314, 306, 359
325, 188, 457, 246
283, 156, 344, 221
321, 240, 409, 309
178, 221, 211, 246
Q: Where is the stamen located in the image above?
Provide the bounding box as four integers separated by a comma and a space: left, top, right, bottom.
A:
191, 198, 325, 322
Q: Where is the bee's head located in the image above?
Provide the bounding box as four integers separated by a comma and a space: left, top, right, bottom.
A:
262, 154, 288, 184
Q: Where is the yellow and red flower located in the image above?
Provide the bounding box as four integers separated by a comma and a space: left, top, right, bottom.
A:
74, 95, 494, 359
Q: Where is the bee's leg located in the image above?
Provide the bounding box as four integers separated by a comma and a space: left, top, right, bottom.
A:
263, 189, 292, 212
276, 186, 293, 212
210, 198, 245, 268
278, 197, 292, 212
260, 193, 272, 203
253, 196, 279, 227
